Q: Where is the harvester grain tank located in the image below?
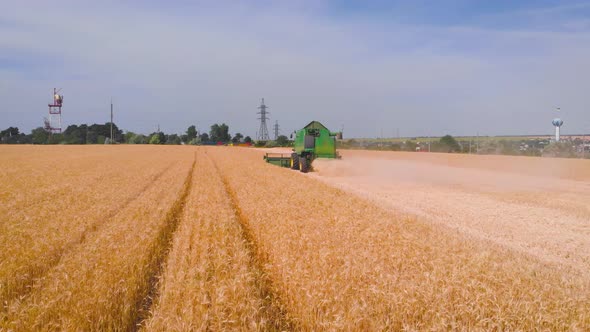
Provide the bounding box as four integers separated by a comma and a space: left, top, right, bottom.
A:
264, 120, 342, 173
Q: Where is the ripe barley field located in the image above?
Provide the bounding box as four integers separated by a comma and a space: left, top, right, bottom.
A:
1, 145, 589, 331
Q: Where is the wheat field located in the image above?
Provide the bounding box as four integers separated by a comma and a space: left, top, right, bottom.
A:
1, 145, 589, 330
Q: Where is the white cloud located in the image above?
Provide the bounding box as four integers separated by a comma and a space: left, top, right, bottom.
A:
1, 1, 590, 137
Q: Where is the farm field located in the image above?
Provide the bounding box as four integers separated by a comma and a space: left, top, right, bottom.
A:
1, 145, 589, 330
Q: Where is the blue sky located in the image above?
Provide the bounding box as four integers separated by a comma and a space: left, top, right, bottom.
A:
1, 0, 590, 138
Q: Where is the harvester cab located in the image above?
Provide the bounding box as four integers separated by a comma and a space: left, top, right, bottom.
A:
264, 120, 342, 173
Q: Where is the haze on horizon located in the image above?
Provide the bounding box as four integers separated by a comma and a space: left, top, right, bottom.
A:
1, 0, 589, 138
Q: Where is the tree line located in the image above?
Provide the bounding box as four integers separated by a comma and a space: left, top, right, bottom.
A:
0, 123, 275, 145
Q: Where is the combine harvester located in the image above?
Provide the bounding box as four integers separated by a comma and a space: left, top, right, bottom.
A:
264, 121, 342, 173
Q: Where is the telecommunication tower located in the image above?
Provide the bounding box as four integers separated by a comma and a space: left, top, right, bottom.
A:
45, 88, 63, 133
257, 98, 270, 140
273, 120, 280, 140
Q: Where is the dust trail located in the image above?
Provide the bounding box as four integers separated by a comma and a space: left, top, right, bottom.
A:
311, 151, 590, 278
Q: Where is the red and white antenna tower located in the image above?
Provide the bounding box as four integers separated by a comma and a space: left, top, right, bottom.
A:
45, 88, 63, 133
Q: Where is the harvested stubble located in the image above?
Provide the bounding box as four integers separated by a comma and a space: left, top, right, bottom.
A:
340, 149, 590, 181
0, 146, 177, 306
143, 149, 269, 331
209, 147, 590, 330
1, 147, 194, 330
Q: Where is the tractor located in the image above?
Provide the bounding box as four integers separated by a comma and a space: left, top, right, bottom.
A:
264, 121, 342, 173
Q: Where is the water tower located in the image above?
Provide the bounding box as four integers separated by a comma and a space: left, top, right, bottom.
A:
552, 118, 563, 142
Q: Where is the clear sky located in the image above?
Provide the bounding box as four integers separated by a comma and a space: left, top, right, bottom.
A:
1, 0, 590, 138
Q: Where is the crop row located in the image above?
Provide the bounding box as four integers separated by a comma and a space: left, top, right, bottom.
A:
0, 146, 180, 306
1, 147, 193, 330
144, 149, 269, 330
209, 147, 590, 330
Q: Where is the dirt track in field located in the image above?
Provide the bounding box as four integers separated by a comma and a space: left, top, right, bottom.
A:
309, 150, 590, 277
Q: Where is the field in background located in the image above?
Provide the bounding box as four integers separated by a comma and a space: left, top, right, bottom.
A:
1, 146, 589, 330
341, 135, 590, 157
345, 135, 590, 144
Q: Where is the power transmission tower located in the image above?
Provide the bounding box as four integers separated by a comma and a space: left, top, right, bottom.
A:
273, 120, 280, 140
257, 98, 270, 141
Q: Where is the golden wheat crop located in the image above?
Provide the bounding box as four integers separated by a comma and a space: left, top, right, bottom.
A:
0, 146, 183, 310
209, 147, 590, 330
143, 149, 271, 331
1, 145, 589, 330
1, 146, 193, 330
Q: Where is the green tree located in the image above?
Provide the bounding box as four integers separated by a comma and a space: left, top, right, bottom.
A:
48, 133, 65, 144
232, 132, 244, 143
124, 131, 136, 143
148, 132, 166, 144
199, 132, 209, 142
158, 132, 166, 144
186, 125, 197, 141
166, 134, 181, 145
0, 127, 21, 144
131, 134, 146, 144
86, 130, 98, 144
276, 135, 289, 146
149, 134, 161, 144
244, 136, 252, 143
31, 127, 49, 144
439, 135, 461, 153
64, 125, 86, 144
210, 123, 231, 142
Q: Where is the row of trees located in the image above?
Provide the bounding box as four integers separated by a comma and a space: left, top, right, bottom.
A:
3, 124, 584, 158
0, 123, 263, 145
0, 124, 125, 145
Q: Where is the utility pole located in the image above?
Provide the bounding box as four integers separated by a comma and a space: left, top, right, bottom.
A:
273, 120, 280, 140
110, 98, 113, 144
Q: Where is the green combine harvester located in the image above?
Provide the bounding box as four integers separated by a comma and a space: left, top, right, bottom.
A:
264, 121, 342, 173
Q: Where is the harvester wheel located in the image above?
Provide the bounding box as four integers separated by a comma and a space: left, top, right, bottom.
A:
299, 157, 310, 173
290, 153, 299, 170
